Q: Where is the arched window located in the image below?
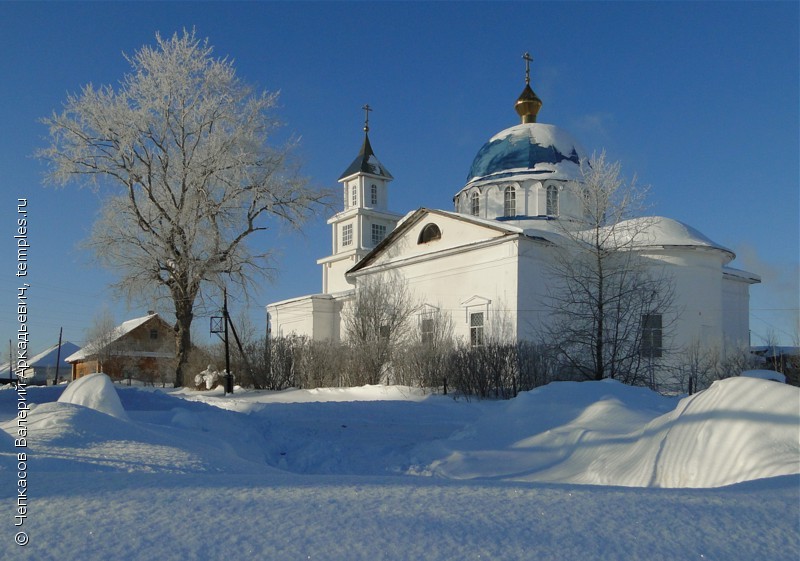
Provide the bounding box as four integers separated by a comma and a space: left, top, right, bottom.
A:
503, 186, 516, 217
470, 191, 480, 216
546, 185, 559, 216
417, 223, 442, 244
371, 184, 378, 206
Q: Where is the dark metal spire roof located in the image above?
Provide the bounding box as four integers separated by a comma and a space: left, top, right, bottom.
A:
338, 132, 393, 181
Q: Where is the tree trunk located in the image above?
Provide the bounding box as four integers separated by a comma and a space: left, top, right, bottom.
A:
595, 252, 605, 381
173, 295, 194, 388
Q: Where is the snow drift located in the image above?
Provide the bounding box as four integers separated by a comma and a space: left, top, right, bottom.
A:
418, 377, 800, 488
57, 372, 129, 420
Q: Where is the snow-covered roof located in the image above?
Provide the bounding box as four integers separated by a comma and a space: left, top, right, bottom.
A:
466, 122, 586, 185
590, 216, 736, 261
0, 341, 80, 378
27, 341, 81, 368
66, 313, 164, 363
723, 266, 761, 284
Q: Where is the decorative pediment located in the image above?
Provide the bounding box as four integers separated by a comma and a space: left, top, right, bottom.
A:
347, 208, 523, 276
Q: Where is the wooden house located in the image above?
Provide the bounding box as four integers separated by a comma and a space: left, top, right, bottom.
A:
66, 313, 175, 384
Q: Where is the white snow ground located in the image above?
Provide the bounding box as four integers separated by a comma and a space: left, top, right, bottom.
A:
0, 377, 798, 560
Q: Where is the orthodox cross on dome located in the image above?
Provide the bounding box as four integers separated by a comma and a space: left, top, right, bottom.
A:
522, 52, 533, 85
515, 52, 542, 124
362, 104, 372, 133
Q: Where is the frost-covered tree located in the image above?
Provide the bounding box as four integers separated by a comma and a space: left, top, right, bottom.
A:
544, 152, 675, 384
38, 30, 325, 386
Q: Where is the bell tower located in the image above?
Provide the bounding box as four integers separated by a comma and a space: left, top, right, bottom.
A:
317, 106, 403, 294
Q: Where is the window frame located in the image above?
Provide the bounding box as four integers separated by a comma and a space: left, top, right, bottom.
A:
470, 191, 480, 216
469, 312, 484, 348
503, 186, 516, 217
641, 313, 663, 359
420, 317, 435, 345
371, 223, 386, 246
417, 223, 442, 244
342, 223, 353, 246
546, 184, 559, 216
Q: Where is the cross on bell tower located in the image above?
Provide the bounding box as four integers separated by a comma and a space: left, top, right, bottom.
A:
362, 104, 372, 132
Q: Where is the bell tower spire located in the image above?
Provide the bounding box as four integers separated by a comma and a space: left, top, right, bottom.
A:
318, 105, 402, 294
515, 52, 543, 123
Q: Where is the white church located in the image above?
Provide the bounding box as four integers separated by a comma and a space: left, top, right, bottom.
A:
267, 59, 759, 363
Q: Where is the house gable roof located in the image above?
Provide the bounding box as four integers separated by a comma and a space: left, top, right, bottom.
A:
66, 313, 172, 363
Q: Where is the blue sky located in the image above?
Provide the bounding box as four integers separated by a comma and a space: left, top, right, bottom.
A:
1, 1, 798, 353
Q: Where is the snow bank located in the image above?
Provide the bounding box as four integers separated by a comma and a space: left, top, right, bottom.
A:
58, 373, 129, 420
418, 377, 800, 488
643, 376, 800, 487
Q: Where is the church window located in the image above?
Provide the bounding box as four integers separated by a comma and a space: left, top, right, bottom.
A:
371, 223, 386, 245
351, 184, 358, 207
641, 313, 663, 358
342, 224, 353, 246
371, 184, 378, 206
418, 223, 442, 244
470, 312, 484, 347
504, 186, 516, 217
546, 185, 559, 216
470, 191, 480, 216
420, 317, 435, 345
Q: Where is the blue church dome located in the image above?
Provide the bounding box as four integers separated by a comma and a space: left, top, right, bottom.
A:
467, 123, 585, 185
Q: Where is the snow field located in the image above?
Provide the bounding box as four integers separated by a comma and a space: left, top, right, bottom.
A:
0, 375, 797, 560
4, 472, 798, 561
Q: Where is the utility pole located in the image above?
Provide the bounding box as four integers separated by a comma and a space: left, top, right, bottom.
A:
210, 288, 234, 394
223, 288, 233, 394
53, 327, 63, 385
